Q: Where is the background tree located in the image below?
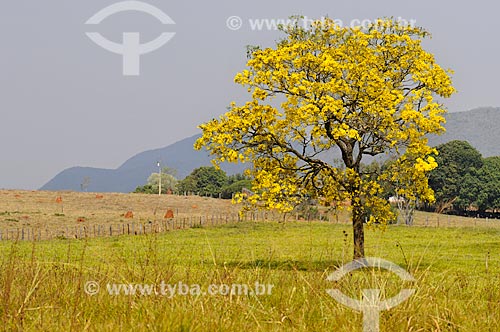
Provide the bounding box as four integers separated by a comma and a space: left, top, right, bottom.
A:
80, 177, 91, 192
176, 166, 227, 197
221, 174, 253, 199
428, 140, 483, 213
148, 168, 178, 193
466, 156, 500, 213
134, 167, 178, 194
195, 18, 454, 258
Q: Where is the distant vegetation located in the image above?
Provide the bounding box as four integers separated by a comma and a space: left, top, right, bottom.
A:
352, 140, 500, 219
134, 140, 500, 219
133, 167, 178, 194
427, 140, 500, 216
134, 166, 252, 199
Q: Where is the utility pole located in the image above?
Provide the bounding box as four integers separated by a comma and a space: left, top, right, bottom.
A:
157, 161, 162, 196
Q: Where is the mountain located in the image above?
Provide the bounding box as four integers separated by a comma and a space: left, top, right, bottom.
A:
40, 135, 247, 193
428, 107, 500, 157
41, 107, 500, 193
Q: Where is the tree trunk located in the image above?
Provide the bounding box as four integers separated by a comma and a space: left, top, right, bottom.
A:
352, 196, 365, 259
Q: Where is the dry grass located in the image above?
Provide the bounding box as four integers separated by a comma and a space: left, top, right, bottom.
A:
1, 190, 498, 235
0, 221, 499, 331
0, 190, 499, 330
412, 210, 500, 228
0, 190, 239, 231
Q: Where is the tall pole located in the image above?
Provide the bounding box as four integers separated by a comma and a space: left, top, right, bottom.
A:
157, 161, 162, 196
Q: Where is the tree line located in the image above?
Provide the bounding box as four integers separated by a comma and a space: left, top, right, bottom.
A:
134, 140, 499, 220
358, 140, 500, 219
133, 166, 252, 199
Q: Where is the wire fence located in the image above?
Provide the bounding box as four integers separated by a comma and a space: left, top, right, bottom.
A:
0, 214, 241, 242
1, 210, 499, 242
0, 211, 305, 241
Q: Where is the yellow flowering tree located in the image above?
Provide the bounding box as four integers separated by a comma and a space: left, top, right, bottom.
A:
195, 18, 454, 258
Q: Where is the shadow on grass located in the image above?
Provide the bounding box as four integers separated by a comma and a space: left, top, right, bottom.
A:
225, 259, 345, 272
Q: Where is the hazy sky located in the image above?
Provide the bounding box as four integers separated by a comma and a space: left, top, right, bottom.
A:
1, 0, 499, 190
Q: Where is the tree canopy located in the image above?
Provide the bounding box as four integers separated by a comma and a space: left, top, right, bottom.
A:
176, 166, 228, 197
134, 167, 178, 194
428, 141, 500, 214
473, 157, 500, 212
428, 140, 483, 212
195, 18, 454, 258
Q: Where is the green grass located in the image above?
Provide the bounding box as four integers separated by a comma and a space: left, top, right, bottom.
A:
1, 221, 499, 331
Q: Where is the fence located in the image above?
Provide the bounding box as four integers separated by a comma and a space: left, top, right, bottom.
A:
1, 210, 498, 242
0, 214, 242, 242
0, 210, 323, 242
414, 214, 500, 228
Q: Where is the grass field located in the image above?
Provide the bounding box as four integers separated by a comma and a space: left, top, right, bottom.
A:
1, 190, 498, 232
0, 190, 244, 240
1, 190, 500, 331
0, 190, 239, 228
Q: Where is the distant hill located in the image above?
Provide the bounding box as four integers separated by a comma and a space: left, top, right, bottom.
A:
40, 135, 247, 193
41, 107, 500, 193
428, 107, 500, 157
